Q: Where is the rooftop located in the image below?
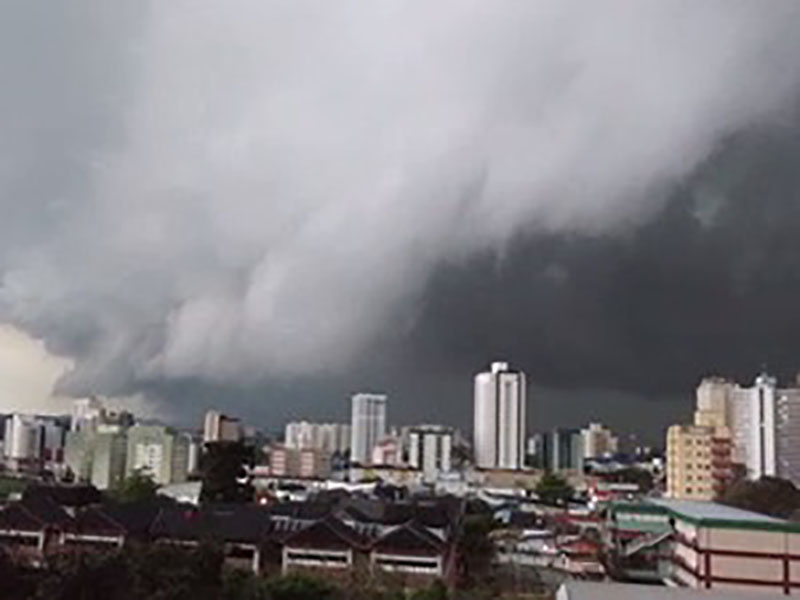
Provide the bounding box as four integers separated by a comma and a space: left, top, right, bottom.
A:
648, 498, 785, 524
559, 581, 784, 600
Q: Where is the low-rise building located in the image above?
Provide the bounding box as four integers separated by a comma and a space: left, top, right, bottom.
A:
607, 498, 800, 594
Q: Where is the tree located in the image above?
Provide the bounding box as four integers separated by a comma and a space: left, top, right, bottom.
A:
606, 467, 654, 493
200, 441, 254, 503
535, 471, 574, 506
110, 469, 159, 504
263, 573, 338, 600
456, 514, 496, 589
720, 476, 800, 519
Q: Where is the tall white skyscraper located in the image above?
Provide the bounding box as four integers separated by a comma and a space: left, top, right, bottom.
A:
349, 393, 387, 465
728, 373, 800, 484
473, 361, 526, 470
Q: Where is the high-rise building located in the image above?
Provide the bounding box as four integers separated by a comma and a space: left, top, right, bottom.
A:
3, 414, 44, 470
90, 432, 128, 490
540, 428, 585, 472
728, 373, 800, 483
350, 393, 387, 465
64, 430, 95, 482
666, 424, 733, 501
126, 425, 189, 485
694, 377, 734, 429
408, 425, 453, 483
580, 422, 619, 459
185, 434, 201, 475
71, 397, 104, 432
203, 410, 241, 444
473, 361, 526, 470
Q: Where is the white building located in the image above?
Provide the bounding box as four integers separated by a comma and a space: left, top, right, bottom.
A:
350, 393, 387, 465
694, 377, 734, 428
724, 373, 800, 484
580, 422, 619, 459
284, 421, 351, 454
4, 414, 42, 464
126, 425, 189, 485
408, 425, 453, 483
473, 361, 526, 470
71, 397, 104, 432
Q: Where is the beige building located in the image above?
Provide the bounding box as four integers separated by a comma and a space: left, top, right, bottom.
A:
269, 445, 331, 479
203, 410, 241, 444
580, 422, 619, 458
666, 424, 732, 501
694, 377, 733, 428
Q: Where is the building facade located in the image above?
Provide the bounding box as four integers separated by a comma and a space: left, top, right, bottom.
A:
350, 394, 387, 465
284, 421, 351, 454
126, 425, 189, 486
726, 374, 800, 484
473, 361, 526, 470
203, 410, 242, 444
666, 425, 733, 501
580, 423, 619, 459
408, 425, 453, 483
541, 428, 584, 473
90, 432, 128, 490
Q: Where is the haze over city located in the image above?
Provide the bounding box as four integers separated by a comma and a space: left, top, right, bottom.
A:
3, 2, 800, 443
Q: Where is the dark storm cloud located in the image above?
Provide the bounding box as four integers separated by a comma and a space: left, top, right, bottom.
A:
2, 2, 800, 440
368, 119, 800, 439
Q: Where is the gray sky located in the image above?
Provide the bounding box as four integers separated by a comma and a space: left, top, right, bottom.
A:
2, 1, 800, 444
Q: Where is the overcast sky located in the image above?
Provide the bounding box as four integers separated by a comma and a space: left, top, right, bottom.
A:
2, 2, 800, 444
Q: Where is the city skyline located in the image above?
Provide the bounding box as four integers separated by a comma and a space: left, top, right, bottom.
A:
2, 3, 800, 447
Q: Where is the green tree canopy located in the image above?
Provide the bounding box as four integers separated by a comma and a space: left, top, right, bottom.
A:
200, 441, 255, 503
720, 476, 800, 519
535, 471, 574, 506
110, 469, 159, 504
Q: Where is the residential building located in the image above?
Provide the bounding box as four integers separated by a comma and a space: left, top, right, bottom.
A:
284, 421, 351, 454
126, 425, 189, 485
350, 394, 387, 465
473, 361, 526, 470
64, 430, 95, 482
580, 423, 619, 459
371, 436, 402, 467
666, 425, 733, 501
728, 373, 800, 483
408, 425, 453, 483
541, 428, 584, 472
90, 432, 128, 490
694, 377, 733, 429
185, 434, 201, 475
203, 410, 241, 444
3, 414, 42, 467
269, 445, 299, 478
298, 448, 332, 479
71, 397, 104, 432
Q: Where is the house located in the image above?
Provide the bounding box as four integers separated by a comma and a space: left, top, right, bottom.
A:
0, 495, 73, 565
280, 516, 370, 576
150, 504, 273, 574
